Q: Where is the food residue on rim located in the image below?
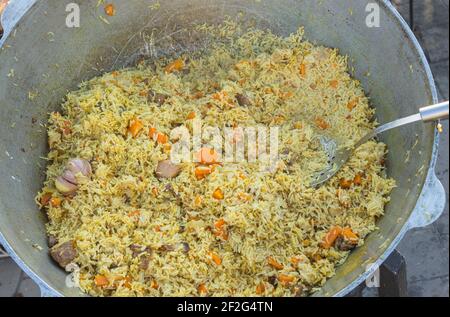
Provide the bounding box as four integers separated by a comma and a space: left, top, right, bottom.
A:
104, 3, 116, 16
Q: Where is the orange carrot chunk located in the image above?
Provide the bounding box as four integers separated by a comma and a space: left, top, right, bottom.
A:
214, 218, 226, 229
186, 111, 196, 120
212, 188, 224, 200
148, 127, 157, 139
156, 133, 168, 144
256, 282, 266, 295
315, 117, 330, 130
209, 251, 222, 265
267, 256, 284, 270
198, 283, 207, 294
104, 3, 115, 16
339, 178, 353, 189
278, 274, 295, 284
299, 63, 306, 77
322, 226, 343, 249
353, 174, 363, 185
165, 58, 184, 73
94, 275, 109, 287
329, 80, 339, 88
128, 118, 144, 138
196, 147, 219, 165
342, 227, 358, 241
194, 166, 212, 180
50, 197, 62, 207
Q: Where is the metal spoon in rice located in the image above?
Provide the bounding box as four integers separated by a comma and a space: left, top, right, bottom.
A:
311, 101, 449, 187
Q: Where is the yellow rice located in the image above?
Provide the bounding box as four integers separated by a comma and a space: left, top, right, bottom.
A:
36, 24, 395, 297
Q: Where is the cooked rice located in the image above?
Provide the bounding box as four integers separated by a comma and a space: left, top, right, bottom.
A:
36, 24, 395, 297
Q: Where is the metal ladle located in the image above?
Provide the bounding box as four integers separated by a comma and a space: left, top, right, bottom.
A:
311, 101, 449, 187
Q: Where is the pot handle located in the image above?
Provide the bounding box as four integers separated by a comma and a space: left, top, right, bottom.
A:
407, 171, 446, 230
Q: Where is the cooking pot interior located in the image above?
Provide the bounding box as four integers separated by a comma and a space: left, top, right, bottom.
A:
0, 0, 435, 296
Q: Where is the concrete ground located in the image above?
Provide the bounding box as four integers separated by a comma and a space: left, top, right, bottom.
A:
0, 0, 448, 297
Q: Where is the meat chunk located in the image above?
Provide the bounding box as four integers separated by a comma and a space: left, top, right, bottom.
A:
235, 93, 252, 107
158, 244, 175, 252
129, 244, 152, 270
50, 240, 77, 268
180, 242, 190, 253
155, 160, 181, 179
47, 235, 58, 248
334, 235, 358, 251
267, 275, 278, 287
148, 90, 169, 106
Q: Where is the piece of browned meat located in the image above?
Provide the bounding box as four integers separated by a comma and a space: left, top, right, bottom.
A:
148, 90, 169, 106
47, 235, 58, 248
50, 240, 77, 268
235, 93, 252, 107
334, 236, 358, 251
129, 244, 152, 270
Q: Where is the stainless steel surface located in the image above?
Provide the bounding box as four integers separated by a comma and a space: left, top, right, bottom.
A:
311, 101, 449, 187
420, 101, 450, 122
0, 0, 445, 297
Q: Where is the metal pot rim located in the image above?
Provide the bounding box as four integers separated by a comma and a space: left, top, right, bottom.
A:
0, 0, 443, 297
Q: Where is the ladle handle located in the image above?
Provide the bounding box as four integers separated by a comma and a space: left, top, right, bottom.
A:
420, 101, 449, 122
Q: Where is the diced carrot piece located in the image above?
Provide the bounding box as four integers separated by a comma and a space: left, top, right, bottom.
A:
156, 133, 168, 144
339, 178, 352, 189
353, 174, 363, 185
329, 80, 339, 88
40, 193, 52, 206
267, 256, 284, 270
139, 90, 148, 97
104, 3, 115, 16
128, 118, 143, 138
165, 58, 184, 73
212, 188, 224, 200
148, 127, 157, 139
315, 117, 330, 130
111, 70, 119, 77
151, 280, 159, 289
322, 226, 343, 249
195, 166, 212, 180
196, 147, 219, 165
256, 282, 265, 295
214, 218, 226, 229
278, 274, 295, 284
347, 98, 359, 111
299, 63, 306, 77
342, 227, 358, 241
192, 91, 204, 99
290, 256, 302, 266
186, 111, 196, 120
151, 187, 159, 197
209, 251, 222, 265
94, 275, 109, 287
198, 283, 207, 294
128, 210, 140, 218
50, 197, 62, 207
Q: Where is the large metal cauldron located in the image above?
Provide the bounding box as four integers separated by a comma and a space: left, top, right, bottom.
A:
0, 0, 445, 296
